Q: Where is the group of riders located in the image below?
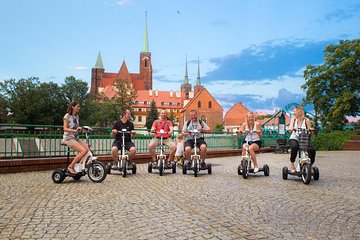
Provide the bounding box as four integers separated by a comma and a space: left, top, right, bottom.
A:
63, 101, 316, 175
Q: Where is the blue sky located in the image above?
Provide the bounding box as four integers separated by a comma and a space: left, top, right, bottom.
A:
1, 0, 359, 113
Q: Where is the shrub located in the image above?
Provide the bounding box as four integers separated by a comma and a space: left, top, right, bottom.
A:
311, 130, 357, 151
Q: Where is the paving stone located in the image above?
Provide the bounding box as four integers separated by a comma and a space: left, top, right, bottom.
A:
0, 151, 360, 239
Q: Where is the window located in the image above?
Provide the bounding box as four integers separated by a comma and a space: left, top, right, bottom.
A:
145, 60, 148, 67
208, 101, 212, 108
139, 108, 142, 112
198, 101, 201, 108
138, 116, 142, 122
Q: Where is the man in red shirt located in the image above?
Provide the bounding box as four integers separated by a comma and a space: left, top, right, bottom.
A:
149, 109, 176, 165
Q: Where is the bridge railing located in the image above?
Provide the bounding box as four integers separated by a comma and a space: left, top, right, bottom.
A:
0, 124, 286, 160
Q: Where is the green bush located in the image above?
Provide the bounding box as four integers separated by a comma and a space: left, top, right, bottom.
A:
311, 130, 357, 151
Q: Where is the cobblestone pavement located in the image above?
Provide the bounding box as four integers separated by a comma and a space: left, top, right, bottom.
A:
0, 151, 360, 239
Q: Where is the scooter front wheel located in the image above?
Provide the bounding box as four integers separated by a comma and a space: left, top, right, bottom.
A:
241, 160, 248, 179
88, 161, 107, 183
301, 163, 311, 185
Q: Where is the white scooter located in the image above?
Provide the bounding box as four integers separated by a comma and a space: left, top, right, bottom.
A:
148, 129, 176, 176
238, 131, 269, 179
52, 126, 107, 183
107, 129, 136, 177
182, 129, 212, 177
282, 128, 319, 185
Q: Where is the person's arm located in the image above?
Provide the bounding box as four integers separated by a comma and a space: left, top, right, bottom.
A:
200, 122, 211, 133
256, 123, 262, 138
150, 120, 157, 133
288, 118, 295, 132
111, 122, 118, 138
306, 118, 314, 132
238, 123, 246, 135
130, 123, 136, 138
182, 122, 190, 136
168, 121, 174, 136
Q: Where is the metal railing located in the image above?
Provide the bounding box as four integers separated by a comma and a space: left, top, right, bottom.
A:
2, 124, 278, 160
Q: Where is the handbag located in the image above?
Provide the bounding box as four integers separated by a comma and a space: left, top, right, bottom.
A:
298, 131, 311, 150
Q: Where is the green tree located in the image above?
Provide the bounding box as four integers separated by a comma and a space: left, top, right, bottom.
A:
168, 109, 176, 124
302, 39, 360, 132
1, 77, 42, 124
0, 94, 10, 123
214, 123, 225, 133
146, 100, 158, 130
94, 77, 137, 127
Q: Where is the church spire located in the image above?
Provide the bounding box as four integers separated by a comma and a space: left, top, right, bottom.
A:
143, 11, 149, 52
94, 51, 104, 69
184, 55, 189, 84
196, 57, 201, 86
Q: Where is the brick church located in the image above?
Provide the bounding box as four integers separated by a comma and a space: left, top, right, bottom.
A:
90, 15, 223, 129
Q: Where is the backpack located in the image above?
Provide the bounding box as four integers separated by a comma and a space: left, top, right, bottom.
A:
186, 119, 203, 128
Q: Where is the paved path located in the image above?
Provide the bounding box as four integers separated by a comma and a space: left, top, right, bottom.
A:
0, 151, 359, 239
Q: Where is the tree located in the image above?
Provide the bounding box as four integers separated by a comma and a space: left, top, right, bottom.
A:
214, 123, 225, 133
168, 109, 176, 125
94, 77, 137, 127
146, 100, 158, 130
302, 39, 360, 132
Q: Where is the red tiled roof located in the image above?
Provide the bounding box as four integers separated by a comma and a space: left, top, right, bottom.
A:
134, 90, 185, 109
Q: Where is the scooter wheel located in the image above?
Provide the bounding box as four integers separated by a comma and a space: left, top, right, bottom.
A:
88, 161, 107, 183
282, 166, 288, 180
207, 163, 212, 175
301, 163, 311, 185
122, 162, 127, 178
172, 162, 176, 174
106, 163, 112, 175
182, 163, 187, 175
194, 161, 198, 177
312, 166, 319, 180
263, 164, 270, 176
148, 162, 152, 173
159, 161, 163, 176
241, 161, 248, 179
237, 165, 242, 175
52, 169, 65, 184
132, 164, 137, 174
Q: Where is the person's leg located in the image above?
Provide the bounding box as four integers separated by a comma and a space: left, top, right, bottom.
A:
249, 143, 260, 172
67, 139, 89, 174
148, 138, 158, 163
288, 139, 299, 172
126, 142, 136, 162
184, 139, 194, 161
165, 139, 176, 161
111, 140, 120, 161
308, 147, 316, 165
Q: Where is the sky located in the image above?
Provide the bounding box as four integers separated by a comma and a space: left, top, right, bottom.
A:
1, 0, 360, 114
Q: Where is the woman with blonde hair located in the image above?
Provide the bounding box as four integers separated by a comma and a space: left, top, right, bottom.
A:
288, 105, 316, 172
239, 112, 262, 172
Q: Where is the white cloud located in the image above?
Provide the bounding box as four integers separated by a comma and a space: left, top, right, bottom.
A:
116, 0, 133, 5
68, 66, 89, 71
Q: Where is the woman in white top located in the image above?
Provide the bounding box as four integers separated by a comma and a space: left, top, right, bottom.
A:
63, 101, 89, 174
239, 112, 262, 173
288, 106, 316, 173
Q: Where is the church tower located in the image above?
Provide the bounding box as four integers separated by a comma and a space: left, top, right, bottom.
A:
90, 51, 104, 95
181, 55, 192, 99
140, 12, 152, 90
193, 57, 204, 96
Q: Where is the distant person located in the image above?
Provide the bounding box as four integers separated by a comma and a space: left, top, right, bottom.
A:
62, 101, 89, 174
182, 109, 211, 167
111, 109, 136, 162
149, 109, 176, 165
239, 112, 262, 172
288, 106, 316, 172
